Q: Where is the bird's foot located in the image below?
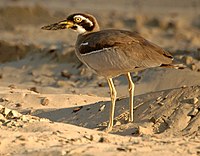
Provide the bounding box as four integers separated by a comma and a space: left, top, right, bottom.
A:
128, 117, 134, 123
104, 125, 113, 133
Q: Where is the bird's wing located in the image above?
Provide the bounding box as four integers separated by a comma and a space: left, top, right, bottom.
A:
78, 29, 173, 68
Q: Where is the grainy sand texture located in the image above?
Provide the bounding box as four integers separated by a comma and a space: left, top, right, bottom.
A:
0, 0, 200, 155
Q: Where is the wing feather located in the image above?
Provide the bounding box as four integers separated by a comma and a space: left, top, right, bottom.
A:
77, 29, 173, 70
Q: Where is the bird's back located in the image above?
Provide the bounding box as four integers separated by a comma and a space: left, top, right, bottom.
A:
75, 29, 173, 77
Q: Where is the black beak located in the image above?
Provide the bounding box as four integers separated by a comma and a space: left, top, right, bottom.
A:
41, 20, 74, 30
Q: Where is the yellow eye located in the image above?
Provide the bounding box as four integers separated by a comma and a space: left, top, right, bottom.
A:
74, 17, 82, 23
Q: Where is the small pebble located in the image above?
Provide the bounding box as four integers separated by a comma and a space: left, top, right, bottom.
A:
4, 108, 11, 116
8, 84, 16, 89
191, 97, 198, 104
99, 105, 106, 112
116, 147, 128, 152
83, 134, 94, 141
73, 106, 83, 113
184, 56, 193, 65
15, 103, 22, 107
9, 110, 22, 119
0, 114, 6, 122
97, 82, 106, 87
182, 85, 187, 88
21, 115, 29, 122
156, 96, 162, 101
29, 87, 39, 93
99, 122, 107, 127
16, 135, 26, 141
157, 102, 164, 106
188, 108, 198, 117
0, 98, 4, 102
61, 70, 71, 79
86, 107, 91, 111
99, 137, 110, 143
41, 98, 50, 106
115, 121, 121, 126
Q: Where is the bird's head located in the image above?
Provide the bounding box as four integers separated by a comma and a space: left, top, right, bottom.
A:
41, 13, 100, 34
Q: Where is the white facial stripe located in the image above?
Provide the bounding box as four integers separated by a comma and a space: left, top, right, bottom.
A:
74, 15, 93, 26
80, 47, 113, 56
75, 24, 87, 34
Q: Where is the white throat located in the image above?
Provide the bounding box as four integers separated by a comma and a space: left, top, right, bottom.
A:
75, 25, 87, 34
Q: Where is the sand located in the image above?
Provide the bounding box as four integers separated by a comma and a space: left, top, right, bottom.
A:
0, 0, 200, 155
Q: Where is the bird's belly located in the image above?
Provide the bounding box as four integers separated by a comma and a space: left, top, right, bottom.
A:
79, 48, 141, 78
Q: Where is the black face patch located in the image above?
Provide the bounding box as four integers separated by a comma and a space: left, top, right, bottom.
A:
67, 13, 95, 32
79, 20, 94, 31
71, 25, 77, 30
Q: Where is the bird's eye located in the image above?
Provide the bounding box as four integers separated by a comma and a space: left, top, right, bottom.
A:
74, 17, 82, 23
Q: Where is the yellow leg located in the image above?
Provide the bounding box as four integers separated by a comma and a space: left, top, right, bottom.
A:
126, 72, 135, 122
106, 78, 117, 132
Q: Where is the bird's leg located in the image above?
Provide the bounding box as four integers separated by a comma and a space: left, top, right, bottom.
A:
106, 78, 117, 132
126, 72, 135, 122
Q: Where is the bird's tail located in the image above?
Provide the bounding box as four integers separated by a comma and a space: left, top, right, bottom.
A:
160, 63, 186, 69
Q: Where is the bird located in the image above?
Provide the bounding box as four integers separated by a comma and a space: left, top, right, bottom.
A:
41, 13, 174, 132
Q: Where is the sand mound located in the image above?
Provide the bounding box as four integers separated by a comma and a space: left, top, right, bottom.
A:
1, 86, 199, 137
0, 86, 200, 155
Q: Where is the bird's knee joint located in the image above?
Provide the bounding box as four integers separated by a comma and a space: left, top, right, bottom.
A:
129, 82, 135, 91
111, 90, 117, 99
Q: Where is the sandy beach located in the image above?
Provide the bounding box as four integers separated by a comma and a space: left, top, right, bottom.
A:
0, 0, 200, 155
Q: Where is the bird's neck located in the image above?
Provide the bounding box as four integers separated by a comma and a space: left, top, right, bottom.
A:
92, 22, 100, 32
81, 27, 100, 36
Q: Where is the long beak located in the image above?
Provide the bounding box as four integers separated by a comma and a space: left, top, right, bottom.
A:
41, 20, 74, 30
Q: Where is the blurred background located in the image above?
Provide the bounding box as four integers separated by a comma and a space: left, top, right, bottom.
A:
0, 0, 200, 97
